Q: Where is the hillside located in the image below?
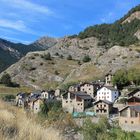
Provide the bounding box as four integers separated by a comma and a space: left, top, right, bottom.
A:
32, 36, 58, 49
1, 44, 140, 89
1, 4, 140, 89
0, 38, 44, 72
78, 5, 140, 47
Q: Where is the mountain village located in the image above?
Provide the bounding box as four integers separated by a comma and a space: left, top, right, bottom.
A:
14, 73, 140, 132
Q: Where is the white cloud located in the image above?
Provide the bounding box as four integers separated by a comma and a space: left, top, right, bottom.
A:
1, 0, 53, 15
0, 19, 36, 34
0, 19, 26, 31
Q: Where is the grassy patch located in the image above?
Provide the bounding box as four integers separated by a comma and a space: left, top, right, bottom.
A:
0, 84, 33, 95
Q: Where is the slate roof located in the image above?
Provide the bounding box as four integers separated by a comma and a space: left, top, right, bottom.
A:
94, 100, 112, 105
119, 105, 140, 113
127, 96, 140, 102
99, 86, 118, 91
127, 89, 140, 97
17, 92, 28, 98
74, 91, 92, 100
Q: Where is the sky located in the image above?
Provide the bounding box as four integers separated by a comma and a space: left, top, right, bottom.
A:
0, 0, 140, 44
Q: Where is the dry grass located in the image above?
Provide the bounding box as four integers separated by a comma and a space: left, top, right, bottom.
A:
64, 63, 103, 83
0, 100, 64, 140
0, 85, 33, 95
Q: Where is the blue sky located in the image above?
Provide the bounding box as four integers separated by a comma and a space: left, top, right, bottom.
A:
0, 0, 140, 44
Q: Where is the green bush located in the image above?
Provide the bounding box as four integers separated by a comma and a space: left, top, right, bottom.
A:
0, 73, 12, 86
2, 94, 15, 101
82, 55, 91, 62
67, 55, 72, 60
113, 69, 129, 89
41, 53, 52, 60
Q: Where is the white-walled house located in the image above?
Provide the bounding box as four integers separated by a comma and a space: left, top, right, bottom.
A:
41, 90, 55, 99
97, 86, 119, 103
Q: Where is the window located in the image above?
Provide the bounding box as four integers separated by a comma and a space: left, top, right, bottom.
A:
115, 96, 116, 98
66, 101, 68, 103
131, 121, 134, 124
96, 110, 99, 112
104, 105, 106, 107
97, 105, 98, 107
78, 103, 80, 106
104, 110, 107, 113
89, 88, 91, 90
107, 96, 109, 98
125, 120, 127, 123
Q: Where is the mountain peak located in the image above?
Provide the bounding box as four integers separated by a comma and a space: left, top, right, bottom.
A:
32, 36, 58, 49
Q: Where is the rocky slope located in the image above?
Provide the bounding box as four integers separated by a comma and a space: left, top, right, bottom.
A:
32, 36, 58, 49
122, 11, 140, 23
1, 44, 140, 89
48, 36, 104, 60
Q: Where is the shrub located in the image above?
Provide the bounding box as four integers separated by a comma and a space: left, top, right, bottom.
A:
67, 55, 72, 60
59, 55, 64, 59
0, 73, 12, 86
41, 53, 52, 60
113, 69, 129, 89
2, 94, 15, 102
54, 70, 59, 75
40, 62, 43, 66
82, 55, 91, 62
55, 52, 59, 56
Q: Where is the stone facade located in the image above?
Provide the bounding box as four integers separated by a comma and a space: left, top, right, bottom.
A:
94, 100, 113, 117
80, 83, 95, 98
119, 106, 140, 131
105, 74, 113, 86
29, 99, 44, 113
62, 92, 92, 113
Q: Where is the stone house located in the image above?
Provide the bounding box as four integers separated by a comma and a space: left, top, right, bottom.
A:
119, 105, 140, 131
127, 96, 140, 106
29, 98, 44, 113
41, 90, 55, 99
128, 89, 140, 98
69, 84, 80, 92
97, 86, 119, 103
94, 100, 113, 117
105, 73, 113, 86
55, 89, 61, 97
62, 91, 92, 113
79, 82, 97, 98
15, 92, 29, 108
